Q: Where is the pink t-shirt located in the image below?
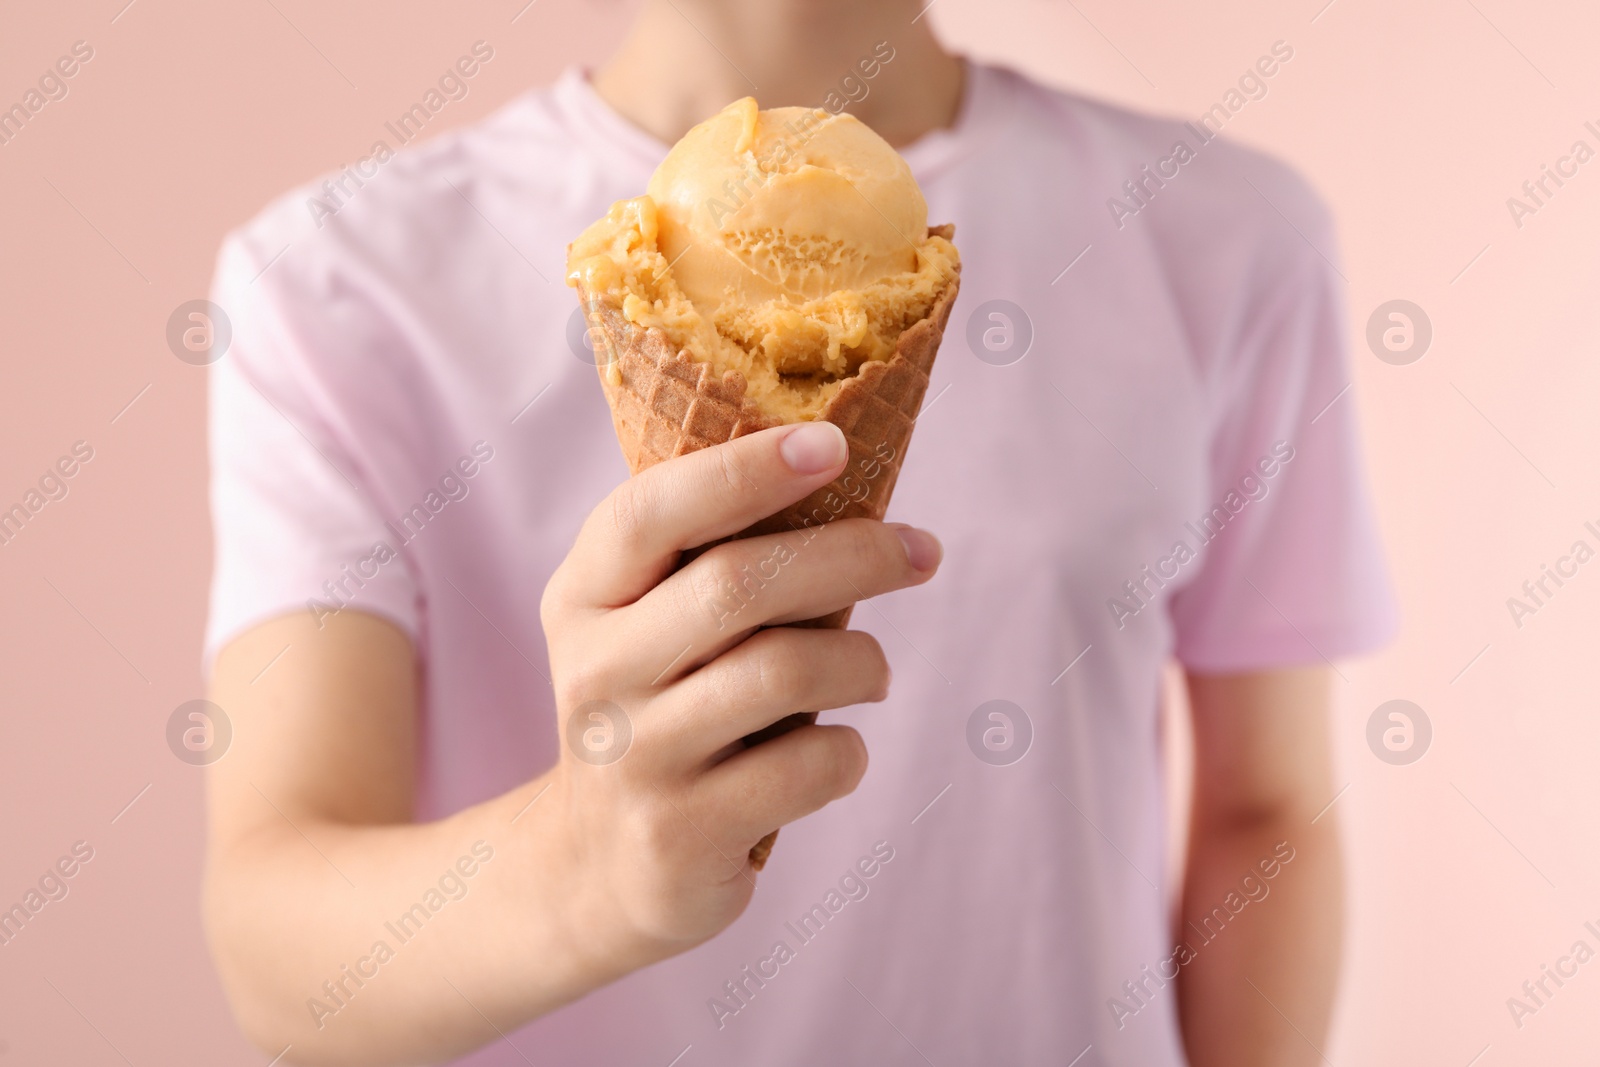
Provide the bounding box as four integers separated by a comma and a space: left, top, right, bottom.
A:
207, 64, 1395, 1067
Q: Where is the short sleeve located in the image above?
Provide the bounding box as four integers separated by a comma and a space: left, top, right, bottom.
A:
1168, 206, 1397, 673
203, 234, 420, 675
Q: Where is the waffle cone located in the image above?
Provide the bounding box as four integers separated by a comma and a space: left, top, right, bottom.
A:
574, 227, 960, 869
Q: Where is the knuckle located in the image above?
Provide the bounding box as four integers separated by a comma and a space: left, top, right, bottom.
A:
606, 484, 650, 557
710, 445, 752, 500
554, 659, 615, 712
684, 546, 745, 617
825, 726, 869, 795
850, 632, 891, 701
752, 634, 807, 701
872, 521, 909, 574
751, 725, 867, 816
670, 582, 717, 641
624, 796, 683, 861
539, 573, 562, 632
540, 563, 576, 631
845, 628, 886, 661
843, 520, 895, 579
702, 547, 746, 597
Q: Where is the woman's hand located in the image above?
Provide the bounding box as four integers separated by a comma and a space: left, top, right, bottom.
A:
541, 421, 942, 964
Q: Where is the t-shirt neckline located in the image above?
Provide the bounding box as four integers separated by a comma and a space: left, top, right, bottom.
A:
549, 59, 1005, 185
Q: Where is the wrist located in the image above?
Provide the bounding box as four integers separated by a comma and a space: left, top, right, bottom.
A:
521, 767, 665, 990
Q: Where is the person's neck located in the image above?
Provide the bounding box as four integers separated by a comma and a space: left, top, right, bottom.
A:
592, 0, 964, 148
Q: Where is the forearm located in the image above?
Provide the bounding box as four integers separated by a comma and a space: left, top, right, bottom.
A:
204, 771, 637, 1066
200, 428, 906, 1064
1175, 812, 1343, 1067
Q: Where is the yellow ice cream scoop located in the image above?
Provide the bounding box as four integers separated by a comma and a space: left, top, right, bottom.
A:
646, 98, 927, 312
567, 97, 957, 421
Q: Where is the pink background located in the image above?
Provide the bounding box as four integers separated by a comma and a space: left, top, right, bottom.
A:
2, 1, 1596, 1063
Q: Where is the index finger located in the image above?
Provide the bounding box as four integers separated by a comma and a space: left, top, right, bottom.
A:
563, 422, 849, 608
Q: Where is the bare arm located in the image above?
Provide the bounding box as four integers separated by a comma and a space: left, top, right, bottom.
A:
204, 612, 601, 1065
202, 422, 941, 1065
1176, 666, 1343, 1067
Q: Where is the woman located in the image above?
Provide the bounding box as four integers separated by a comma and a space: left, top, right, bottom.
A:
202, 1, 1394, 1063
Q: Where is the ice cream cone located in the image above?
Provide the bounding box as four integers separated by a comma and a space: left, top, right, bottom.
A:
575, 233, 959, 869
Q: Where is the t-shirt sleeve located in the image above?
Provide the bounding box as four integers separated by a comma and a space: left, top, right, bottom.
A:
202, 234, 420, 676
1168, 202, 1398, 673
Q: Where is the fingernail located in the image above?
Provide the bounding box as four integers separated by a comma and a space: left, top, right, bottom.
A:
894, 526, 942, 572
779, 422, 847, 475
